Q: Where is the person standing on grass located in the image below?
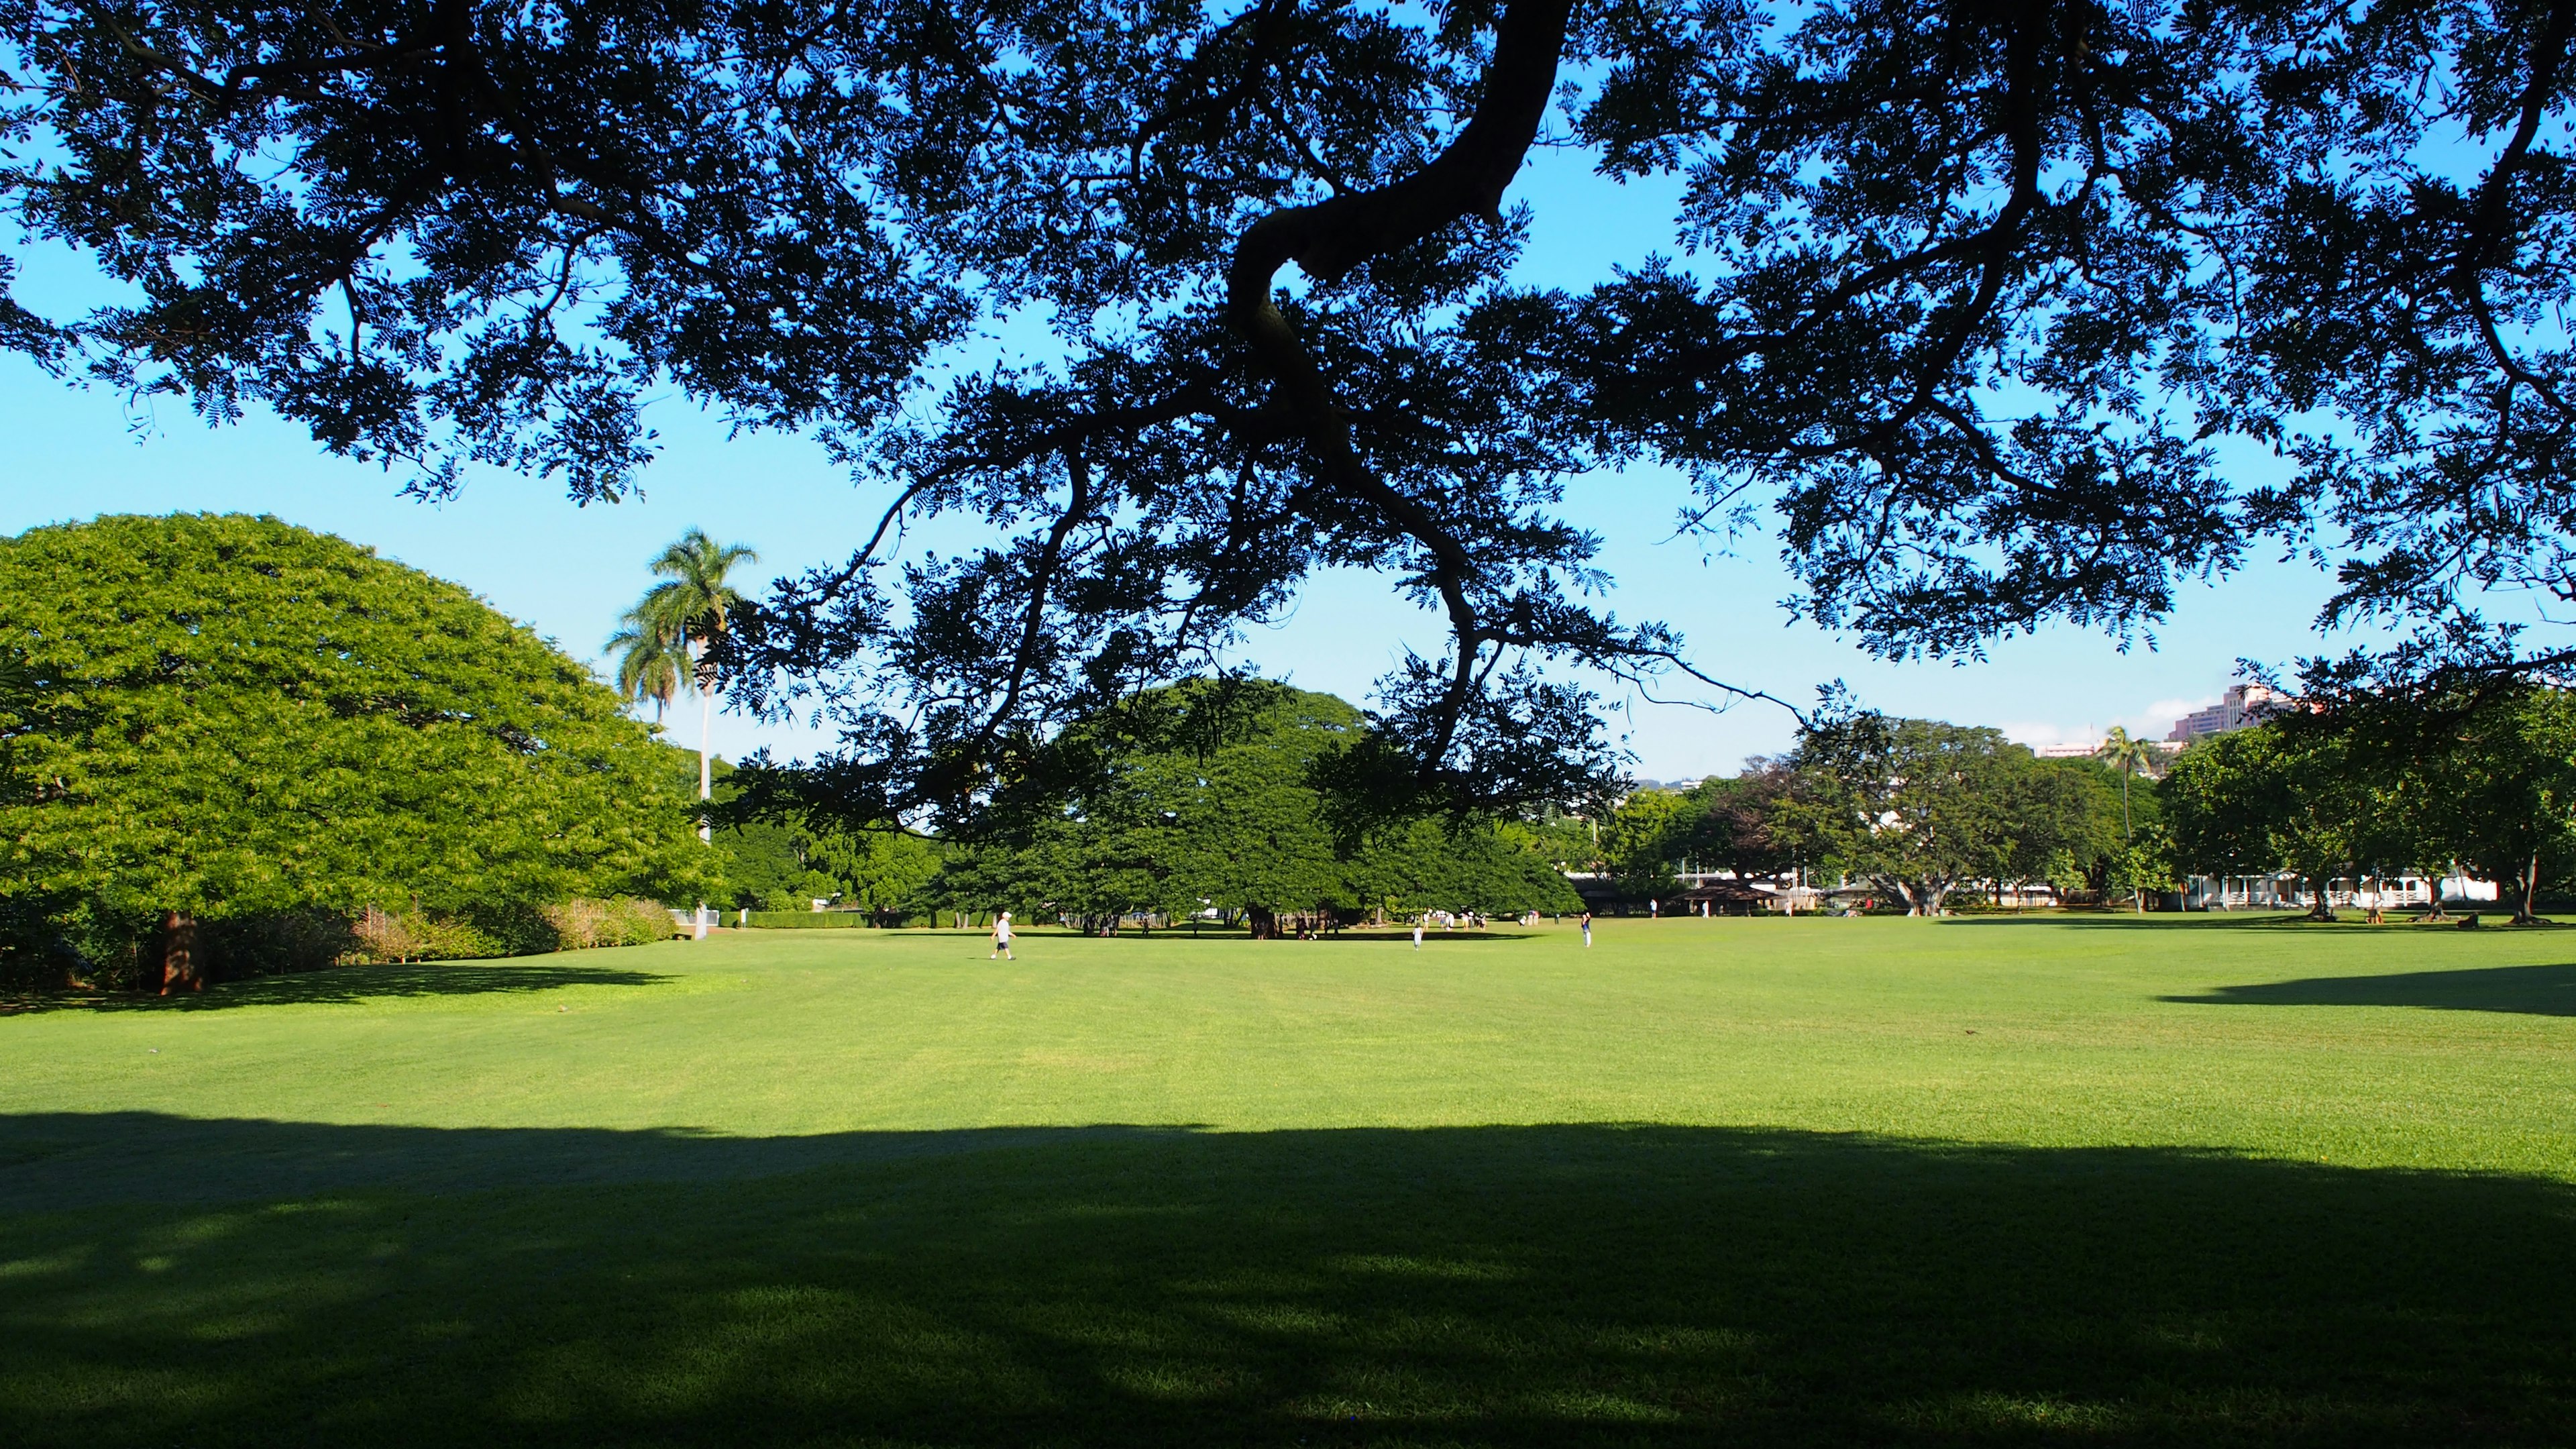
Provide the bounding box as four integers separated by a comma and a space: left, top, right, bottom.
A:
1413, 916, 1426, 951
1579, 910, 1593, 948
990, 910, 1015, 961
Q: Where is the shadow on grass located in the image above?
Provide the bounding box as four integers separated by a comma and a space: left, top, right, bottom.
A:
2, 1114, 2572, 1447
1941, 912, 2341, 930
0, 959, 673, 1015
1945, 912, 2563, 931
2165, 962, 2576, 1016
1012, 929, 1546, 947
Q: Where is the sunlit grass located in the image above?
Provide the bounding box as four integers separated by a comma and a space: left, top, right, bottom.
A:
3, 915, 2573, 1444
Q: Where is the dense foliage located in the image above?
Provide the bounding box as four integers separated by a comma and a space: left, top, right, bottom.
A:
0, 513, 708, 987
936, 682, 1578, 932
1536, 731, 2129, 914
2166, 688, 2576, 922
7, 0, 2569, 827
1778, 718, 2118, 915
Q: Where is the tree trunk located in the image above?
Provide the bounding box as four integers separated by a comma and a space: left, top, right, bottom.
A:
2304, 873, 2336, 922
1247, 904, 1277, 940
2516, 853, 2541, 925
697, 688, 714, 844
157, 910, 202, 994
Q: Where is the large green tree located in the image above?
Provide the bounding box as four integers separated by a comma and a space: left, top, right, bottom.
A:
2434, 690, 2576, 924
932, 680, 1576, 932
1348, 817, 1584, 921
1788, 717, 2102, 915
1597, 788, 1690, 901
2355, 686, 2576, 924
804, 827, 946, 923
2093, 729, 2160, 843
2163, 724, 2371, 920
1673, 765, 1805, 885
7, 1, 2568, 827
0, 514, 708, 989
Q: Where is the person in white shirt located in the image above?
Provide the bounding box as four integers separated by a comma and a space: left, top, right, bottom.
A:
989, 910, 1015, 960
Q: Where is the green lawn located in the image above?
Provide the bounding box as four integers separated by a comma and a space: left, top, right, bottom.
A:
4, 916, 2573, 1445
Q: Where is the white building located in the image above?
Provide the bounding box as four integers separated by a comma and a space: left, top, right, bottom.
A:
2167, 684, 2286, 744
2184, 873, 2498, 910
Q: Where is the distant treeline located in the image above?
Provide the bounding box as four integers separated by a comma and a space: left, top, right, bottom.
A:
1558, 719, 2157, 916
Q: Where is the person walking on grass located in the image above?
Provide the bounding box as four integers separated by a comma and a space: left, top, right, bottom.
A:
989, 911, 1015, 961
1413, 916, 1426, 951
1579, 910, 1593, 948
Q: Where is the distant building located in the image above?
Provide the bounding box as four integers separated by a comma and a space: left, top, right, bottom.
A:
2034, 739, 2181, 761
2167, 684, 2285, 744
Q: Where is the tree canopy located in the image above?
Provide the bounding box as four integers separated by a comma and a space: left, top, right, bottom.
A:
0, 513, 708, 984
1786, 717, 2114, 914
7, 0, 2570, 822
946, 680, 1578, 930
2166, 689, 2576, 922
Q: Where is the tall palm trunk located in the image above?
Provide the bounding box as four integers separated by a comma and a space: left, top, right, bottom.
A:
698, 685, 713, 844
693, 635, 713, 844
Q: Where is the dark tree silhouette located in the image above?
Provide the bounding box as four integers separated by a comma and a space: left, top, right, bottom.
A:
6, 0, 2570, 828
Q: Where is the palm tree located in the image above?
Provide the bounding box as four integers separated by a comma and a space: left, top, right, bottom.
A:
604, 622, 684, 720
608, 529, 758, 842
2095, 725, 2163, 914
2094, 725, 2159, 842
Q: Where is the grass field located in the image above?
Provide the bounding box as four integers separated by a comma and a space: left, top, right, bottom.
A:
4, 915, 2574, 1446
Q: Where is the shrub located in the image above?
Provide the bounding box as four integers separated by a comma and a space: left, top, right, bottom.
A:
348, 906, 499, 964
207, 910, 363, 975
745, 911, 873, 929
543, 897, 682, 949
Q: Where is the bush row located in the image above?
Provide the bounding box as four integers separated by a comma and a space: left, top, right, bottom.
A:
1, 898, 681, 993
743, 911, 876, 929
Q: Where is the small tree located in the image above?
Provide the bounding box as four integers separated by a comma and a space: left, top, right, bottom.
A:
2106, 826, 2182, 915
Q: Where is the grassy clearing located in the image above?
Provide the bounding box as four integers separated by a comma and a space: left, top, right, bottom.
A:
3, 916, 2573, 1444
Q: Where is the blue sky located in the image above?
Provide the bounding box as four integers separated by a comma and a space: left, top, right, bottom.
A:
0, 148, 2355, 782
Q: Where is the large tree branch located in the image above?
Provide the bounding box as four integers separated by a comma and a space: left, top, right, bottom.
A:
2456, 0, 2575, 424
1224, 0, 1574, 763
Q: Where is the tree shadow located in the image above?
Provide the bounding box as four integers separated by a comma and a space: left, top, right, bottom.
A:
0, 958, 674, 1014
2, 1114, 2572, 1447
2165, 962, 2576, 1016
1946, 912, 2564, 932
1053, 930, 1544, 946
1940, 912, 2335, 930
